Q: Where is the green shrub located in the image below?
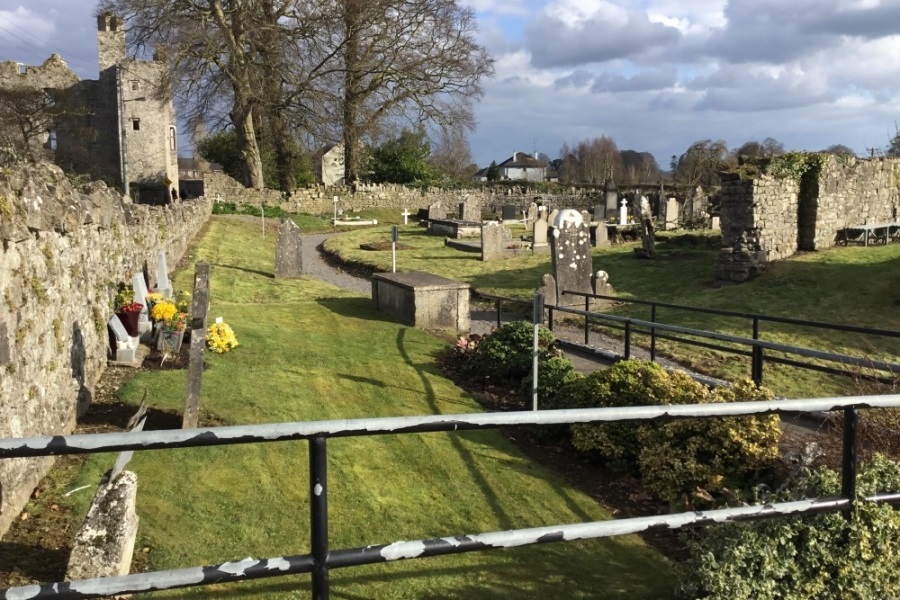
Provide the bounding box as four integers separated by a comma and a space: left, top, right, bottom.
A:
212, 202, 238, 215
518, 355, 580, 409
638, 377, 780, 504
569, 360, 673, 465
680, 454, 900, 600
468, 321, 557, 384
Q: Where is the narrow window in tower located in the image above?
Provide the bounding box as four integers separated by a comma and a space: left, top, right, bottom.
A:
132, 119, 140, 131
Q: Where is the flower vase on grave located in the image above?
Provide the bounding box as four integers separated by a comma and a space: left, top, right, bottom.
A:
115, 306, 143, 337
157, 329, 185, 353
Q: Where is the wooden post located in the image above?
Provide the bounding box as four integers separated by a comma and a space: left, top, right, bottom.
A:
183, 262, 210, 429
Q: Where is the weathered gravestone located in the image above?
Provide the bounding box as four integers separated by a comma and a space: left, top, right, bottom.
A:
460, 199, 480, 222
184, 262, 210, 429
274, 218, 304, 278
527, 202, 539, 224
665, 198, 680, 230
593, 204, 607, 222
157, 251, 172, 298
65, 470, 139, 581
532, 213, 550, 254
550, 220, 593, 306
590, 270, 617, 310
481, 223, 510, 261
537, 272, 557, 307
428, 202, 447, 221
547, 209, 560, 226
580, 210, 592, 225
604, 176, 618, 214
593, 222, 610, 247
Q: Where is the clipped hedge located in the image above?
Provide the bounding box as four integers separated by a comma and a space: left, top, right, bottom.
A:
568, 360, 781, 503
680, 454, 900, 600
638, 378, 779, 504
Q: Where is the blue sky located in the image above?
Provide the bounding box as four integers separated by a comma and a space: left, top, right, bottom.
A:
2, 0, 899, 169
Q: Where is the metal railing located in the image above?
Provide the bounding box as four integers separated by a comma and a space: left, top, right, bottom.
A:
475, 291, 900, 386
2, 394, 900, 599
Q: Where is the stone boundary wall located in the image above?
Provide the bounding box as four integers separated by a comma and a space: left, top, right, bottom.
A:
715, 156, 900, 284
202, 171, 632, 216
0, 161, 212, 538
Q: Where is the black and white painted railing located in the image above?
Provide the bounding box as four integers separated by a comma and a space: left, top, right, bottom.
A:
2, 394, 900, 599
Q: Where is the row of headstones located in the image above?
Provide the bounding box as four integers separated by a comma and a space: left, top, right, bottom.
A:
109, 251, 174, 364
427, 199, 481, 223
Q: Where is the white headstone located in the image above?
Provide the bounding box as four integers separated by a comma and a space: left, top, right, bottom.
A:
402, 209, 411, 225
619, 198, 629, 226
132, 274, 149, 315
157, 251, 172, 297
108, 315, 130, 344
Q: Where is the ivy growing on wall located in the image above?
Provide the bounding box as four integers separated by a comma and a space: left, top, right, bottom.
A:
764, 152, 827, 183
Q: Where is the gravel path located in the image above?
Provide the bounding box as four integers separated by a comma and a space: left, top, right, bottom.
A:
301, 231, 716, 379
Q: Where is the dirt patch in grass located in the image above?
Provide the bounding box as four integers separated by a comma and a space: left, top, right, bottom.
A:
0, 354, 221, 591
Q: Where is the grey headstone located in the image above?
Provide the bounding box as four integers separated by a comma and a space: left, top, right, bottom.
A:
538, 273, 557, 307
428, 203, 447, 221
553, 208, 583, 229
481, 223, 509, 262
274, 219, 304, 278
547, 209, 560, 226
711, 215, 721, 230
132, 274, 149, 318
527, 203, 539, 223
581, 210, 592, 224
593, 205, 607, 221
532, 214, 549, 254
157, 251, 171, 295
460, 200, 480, 222
594, 223, 610, 247
550, 221, 593, 306
110, 416, 146, 481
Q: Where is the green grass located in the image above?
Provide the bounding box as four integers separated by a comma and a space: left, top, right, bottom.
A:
325, 226, 900, 397
95, 217, 674, 599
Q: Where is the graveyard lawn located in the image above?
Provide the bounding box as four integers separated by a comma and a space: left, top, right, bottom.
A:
325, 226, 900, 398
64, 217, 676, 599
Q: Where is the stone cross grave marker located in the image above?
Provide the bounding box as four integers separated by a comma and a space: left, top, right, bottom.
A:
481, 223, 510, 262
619, 198, 629, 225
184, 262, 210, 429
550, 220, 593, 306
402, 209, 411, 225
274, 218, 303, 279
157, 251, 172, 297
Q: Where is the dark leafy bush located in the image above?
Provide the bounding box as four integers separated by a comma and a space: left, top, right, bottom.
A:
212, 201, 238, 215
680, 454, 900, 600
468, 321, 557, 384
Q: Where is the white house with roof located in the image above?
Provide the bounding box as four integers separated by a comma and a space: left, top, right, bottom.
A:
498, 151, 549, 182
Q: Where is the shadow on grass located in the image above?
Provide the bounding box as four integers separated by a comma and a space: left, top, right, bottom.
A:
314, 298, 387, 323
179, 540, 672, 599
209, 262, 274, 279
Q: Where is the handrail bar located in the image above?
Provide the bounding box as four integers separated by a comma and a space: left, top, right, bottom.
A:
551, 304, 900, 375
2, 395, 899, 459
561, 290, 900, 338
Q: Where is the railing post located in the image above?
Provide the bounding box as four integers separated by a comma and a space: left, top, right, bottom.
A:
548, 306, 554, 332
496, 299, 501, 329
751, 317, 763, 385
650, 305, 657, 362
624, 320, 632, 360
584, 296, 590, 345
842, 408, 859, 520
310, 436, 329, 599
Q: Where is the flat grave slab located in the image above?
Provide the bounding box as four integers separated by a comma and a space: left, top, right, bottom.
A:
372, 272, 470, 332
